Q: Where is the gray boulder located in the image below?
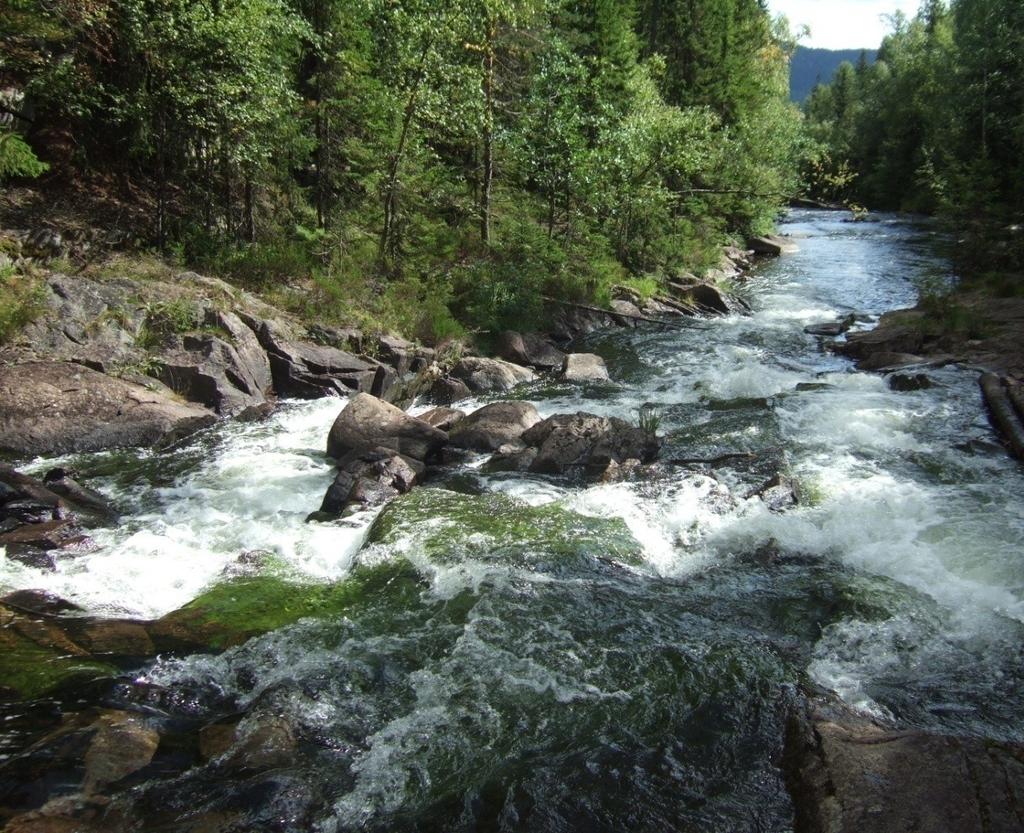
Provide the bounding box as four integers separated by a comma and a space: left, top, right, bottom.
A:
326, 393, 448, 462
497, 331, 566, 370
451, 356, 536, 393
0, 362, 215, 456
316, 447, 422, 518
609, 299, 643, 326
561, 353, 611, 383
418, 407, 466, 432
748, 234, 799, 255
448, 401, 542, 451
430, 376, 473, 405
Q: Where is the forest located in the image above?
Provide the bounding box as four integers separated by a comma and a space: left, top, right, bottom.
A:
1, 0, 805, 341
803, 0, 1024, 280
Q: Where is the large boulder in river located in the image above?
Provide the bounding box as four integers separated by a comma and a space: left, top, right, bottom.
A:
0, 361, 215, 456
326, 393, 448, 462
561, 353, 611, 383
451, 356, 535, 393
497, 331, 566, 371
315, 446, 422, 518
448, 402, 542, 452
520, 412, 661, 477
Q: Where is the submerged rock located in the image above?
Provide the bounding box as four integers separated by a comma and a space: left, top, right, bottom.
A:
804, 314, 856, 337
785, 705, 1024, 833
888, 372, 934, 391
367, 488, 644, 568
0, 604, 116, 700
82, 711, 160, 794
448, 401, 542, 452
326, 393, 447, 462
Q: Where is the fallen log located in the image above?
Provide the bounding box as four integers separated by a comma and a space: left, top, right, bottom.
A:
1007, 381, 1024, 425
979, 373, 1024, 461
541, 296, 701, 330
669, 451, 758, 467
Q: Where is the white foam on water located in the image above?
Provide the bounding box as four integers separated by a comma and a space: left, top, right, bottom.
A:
0, 398, 363, 618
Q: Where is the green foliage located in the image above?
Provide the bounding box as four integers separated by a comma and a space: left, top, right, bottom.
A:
805, 0, 1023, 224
0, 132, 49, 180
137, 299, 200, 347
0, 268, 47, 344
635, 404, 661, 436
4, 0, 806, 339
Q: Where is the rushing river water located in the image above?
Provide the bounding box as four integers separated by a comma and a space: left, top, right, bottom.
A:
3, 210, 1024, 832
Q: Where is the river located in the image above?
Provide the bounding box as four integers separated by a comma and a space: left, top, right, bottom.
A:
2, 209, 1023, 832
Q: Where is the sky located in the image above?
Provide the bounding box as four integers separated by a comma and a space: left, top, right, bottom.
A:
767, 0, 922, 50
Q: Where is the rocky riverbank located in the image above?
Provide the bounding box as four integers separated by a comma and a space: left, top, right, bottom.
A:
0, 229, 772, 459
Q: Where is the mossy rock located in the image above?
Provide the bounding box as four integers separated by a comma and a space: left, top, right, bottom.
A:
149, 560, 424, 651
0, 606, 116, 701
366, 488, 644, 569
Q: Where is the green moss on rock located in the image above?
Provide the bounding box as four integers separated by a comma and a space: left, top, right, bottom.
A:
0, 609, 116, 700
150, 560, 423, 651
367, 488, 644, 568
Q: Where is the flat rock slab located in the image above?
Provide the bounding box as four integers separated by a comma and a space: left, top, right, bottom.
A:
0, 362, 215, 456
451, 357, 535, 393
561, 353, 611, 383
749, 234, 800, 255
787, 716, 1024, 833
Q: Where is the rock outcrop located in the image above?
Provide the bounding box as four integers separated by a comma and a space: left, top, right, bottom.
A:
244, 316, 392, 399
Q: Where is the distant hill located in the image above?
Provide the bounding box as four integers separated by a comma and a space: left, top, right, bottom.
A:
790, 47, 877, 102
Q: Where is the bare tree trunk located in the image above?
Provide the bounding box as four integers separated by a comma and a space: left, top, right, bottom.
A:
244, 174, 256, 243
479, 21, 495, 245
381, 39, 432, 266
